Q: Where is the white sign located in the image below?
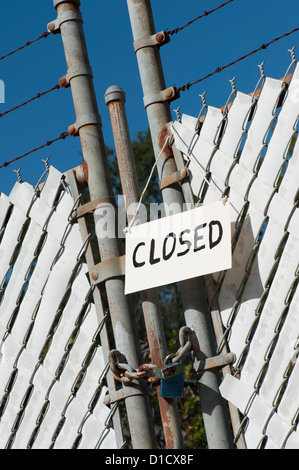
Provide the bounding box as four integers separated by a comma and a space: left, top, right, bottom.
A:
125, 200, 232, 294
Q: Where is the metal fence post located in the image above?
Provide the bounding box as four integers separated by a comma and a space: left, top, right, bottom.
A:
65, 169, 125, 449
104, 85, 184, 449
50, 0, 157, 449
126, 0, 234, 449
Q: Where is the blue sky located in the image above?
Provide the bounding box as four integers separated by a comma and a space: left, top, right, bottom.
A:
0, 0, 299, 196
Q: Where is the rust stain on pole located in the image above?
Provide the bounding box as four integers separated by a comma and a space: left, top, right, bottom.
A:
74, 161, 89, 187
158, 127, 173, 157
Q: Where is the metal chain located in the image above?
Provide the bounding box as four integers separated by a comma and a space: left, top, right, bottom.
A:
109, 326, 195, 384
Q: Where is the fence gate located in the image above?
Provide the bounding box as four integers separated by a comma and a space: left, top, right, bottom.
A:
171, 59, 299, 449
1, 0, 299, 451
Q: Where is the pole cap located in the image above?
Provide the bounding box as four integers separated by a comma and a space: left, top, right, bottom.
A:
104, 86, 126, 105
53, 0, 80, 9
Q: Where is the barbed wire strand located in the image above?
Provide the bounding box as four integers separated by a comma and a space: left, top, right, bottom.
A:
166, 0, 234, 38
0, 32, 51, 62
175, 26, 299, 93
0, 84, 61, 119
0, 132, 70, 170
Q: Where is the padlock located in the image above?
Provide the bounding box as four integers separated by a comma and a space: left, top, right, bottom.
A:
160, 374, 184, 398
153, 361, 184, 381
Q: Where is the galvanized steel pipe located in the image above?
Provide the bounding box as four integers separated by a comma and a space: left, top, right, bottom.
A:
105, 85, 184, 449
126, 0, 234, 449
52, 0, 156, 449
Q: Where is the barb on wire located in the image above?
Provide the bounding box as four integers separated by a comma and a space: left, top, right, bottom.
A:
0, 32, 51, 62
0, 84, 61, 119
0, 132, 70, 170
13, 168, 23, 184
175, 26, 299, 93
165, 0, 234, 38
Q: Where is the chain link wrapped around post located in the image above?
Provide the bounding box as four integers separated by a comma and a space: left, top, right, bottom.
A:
108, 326, 196, 386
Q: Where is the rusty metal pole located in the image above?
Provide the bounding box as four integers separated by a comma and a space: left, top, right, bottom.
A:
126, 0, 234, 449
104, 85, 184, 449
49, 0, 157, 449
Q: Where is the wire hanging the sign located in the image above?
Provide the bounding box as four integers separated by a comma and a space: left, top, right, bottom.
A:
124, 136, 170, 234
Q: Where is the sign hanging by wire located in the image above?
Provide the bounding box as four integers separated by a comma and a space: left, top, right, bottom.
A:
125, 200, 232, 294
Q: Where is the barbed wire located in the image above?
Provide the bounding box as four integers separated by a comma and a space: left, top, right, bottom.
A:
0, 27, 69, 171
0, 84, 61, 119
0, 31, 51, 62
0, 132, 70, 170
175, 26, 299, 93
165, 0, 234, 38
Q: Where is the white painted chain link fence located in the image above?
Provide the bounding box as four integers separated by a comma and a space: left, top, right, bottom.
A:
0, 166, 117, 449
172, 61, 299, 449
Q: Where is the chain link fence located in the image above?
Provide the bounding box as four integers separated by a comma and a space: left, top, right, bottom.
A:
172, 59, 299, 449
0, 167, 118, 449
